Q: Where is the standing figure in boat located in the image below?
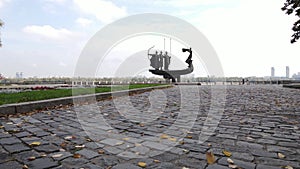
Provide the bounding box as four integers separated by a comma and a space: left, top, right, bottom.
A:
158, 51, 164, 70
164, 51, 171, 70
150, 51, 159, 70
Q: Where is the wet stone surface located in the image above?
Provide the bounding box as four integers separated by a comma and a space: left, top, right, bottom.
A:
0, 85, 299, 169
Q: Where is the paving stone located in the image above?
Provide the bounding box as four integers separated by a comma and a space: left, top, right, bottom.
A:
85, 142, 104, 149
206, 163, 229, 169
0, 137, 21, 145
249, 149, 277, 158
103, 146, 123, 155
49, 152, 73, 161
0, 132, 12, 138
148, 162, 179, 169
118, 151, 142, 159
76, 149, 99, 159
21, 136, 42, 144
100, 138, 124, 146
168, 147, 185, 155
153, 152, 179, 162
92, 155, 123, 167
3, 143, 30, 153
13, 150, 40, 163
236, 141, 264, 149
80, 163, 104, 169
130, 145, 150, 155
0, 151, 12, 163
256, 164, 282, 169
61, 157, 89, 168
142, 141, 169, 150
257, 138, 277, 144
14, 131, 32, 138
34, 144, 60, 153
175, 157, 206, 168
277, 141, 299, 148
232, 152, 254, 162
255, 157, 300, 168
0, 160, 23, 168
28, 157, 59, 168
111, 163, 141, 169
216, 134, 237, 139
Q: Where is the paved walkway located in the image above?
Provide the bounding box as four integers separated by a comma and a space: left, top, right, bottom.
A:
0, 85, 299, 169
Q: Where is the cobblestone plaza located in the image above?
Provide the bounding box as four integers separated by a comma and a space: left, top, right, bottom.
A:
0, 85, 299, 169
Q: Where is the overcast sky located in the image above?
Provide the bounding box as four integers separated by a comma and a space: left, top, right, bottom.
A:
0, 0, 299, 78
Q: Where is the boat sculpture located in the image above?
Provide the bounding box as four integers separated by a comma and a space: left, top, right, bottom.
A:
148, 46, 194, 82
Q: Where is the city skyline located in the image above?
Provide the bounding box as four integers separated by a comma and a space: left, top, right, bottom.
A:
0, 0, 300, 78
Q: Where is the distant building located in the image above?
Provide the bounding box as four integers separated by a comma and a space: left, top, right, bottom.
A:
286, 66, 290, 78
292, 72, 300, 80
271, 67, 275, 77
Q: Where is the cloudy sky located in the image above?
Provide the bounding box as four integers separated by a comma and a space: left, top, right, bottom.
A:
0, 0, 299, 78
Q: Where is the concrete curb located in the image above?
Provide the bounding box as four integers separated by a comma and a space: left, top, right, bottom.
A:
283, 83, 300, 89
0, 85, 171, 116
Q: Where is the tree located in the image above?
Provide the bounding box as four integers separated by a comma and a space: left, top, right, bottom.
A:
0, 19, 3, 47
282, 0, 300, 43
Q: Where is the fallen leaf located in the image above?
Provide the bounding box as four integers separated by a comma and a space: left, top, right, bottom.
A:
0, 126, 4, 129
75, 145, 85, 148
138, 162, 147, 168
29, 141, 41, 146
73, 154, 81, 158
153, 159, 160, 163
206, 151, 216, 164
135, 143, 142, 147
86, 138, 92, 142
27, 156, 36, 161
168, 137, 177, 142
60, 142, 67, 148
160, 134, 169, 139
23, 165, 29, 169
179, 141, 185, 145
59, 148, 66, 152
183, 149, 189, 154
182, 167, 190, 169
278, 152, 285, 159
246, 136, 254, 141
139, 123, 145, 127
64, 136, 73, 140
52, 154, 63, 158
222, 150, 232, 157
116, 142, 123, 145
122, 138, 130, 141
40, 153, 47, 157
186, 135, 193, 139
227, 158, 234, 164
207, 143, 212, 147
284, 166, 293, 169
98, 150, 105, 154
229, 164, 238, 169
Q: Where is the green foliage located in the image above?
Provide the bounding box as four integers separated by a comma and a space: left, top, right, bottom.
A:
282, 0, 300, 43
0, 84, 164, 105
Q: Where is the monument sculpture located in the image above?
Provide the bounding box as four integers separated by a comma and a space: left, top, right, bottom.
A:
148, 46, 194, 82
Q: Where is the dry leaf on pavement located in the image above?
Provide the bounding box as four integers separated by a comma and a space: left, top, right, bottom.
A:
206, 151, 216, 164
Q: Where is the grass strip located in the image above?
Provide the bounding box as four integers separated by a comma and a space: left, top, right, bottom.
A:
0, 84, 165, 105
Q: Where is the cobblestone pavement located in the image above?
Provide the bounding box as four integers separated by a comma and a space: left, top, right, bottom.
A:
0, 85, 299, 169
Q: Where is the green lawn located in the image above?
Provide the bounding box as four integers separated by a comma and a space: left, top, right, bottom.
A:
0, 84, 165, 105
